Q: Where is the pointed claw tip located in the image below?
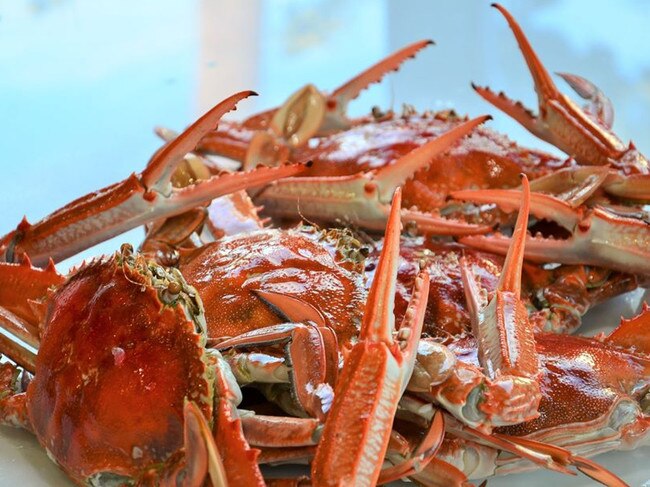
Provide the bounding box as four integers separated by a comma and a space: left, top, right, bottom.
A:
391, 186, 403, 212
519, 173, 530, 193
20, 253, 32, 267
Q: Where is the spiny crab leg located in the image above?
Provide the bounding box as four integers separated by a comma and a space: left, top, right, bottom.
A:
256, 115, 494, 235
311, 188, 430, 486
453, 185, 650, 275
0, 91, 307, 267
245, 40, 434, 142
460, 175, 541, 424
198, 40, 435, 169
474, 4, 645, 170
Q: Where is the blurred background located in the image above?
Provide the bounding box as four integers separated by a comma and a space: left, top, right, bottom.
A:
0, 0, 648, 269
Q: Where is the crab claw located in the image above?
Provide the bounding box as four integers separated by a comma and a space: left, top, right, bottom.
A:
453, 184, 650, 276
527, 165, 650, 203
215, 321, 338, 421
474, 4, 646, 171
311, 188, 430, 486
457, 176, 541, 426
0, 92, 307, 266
555, 72, 614, 129
257, 115, 494, 235
465, 175, 539, 379
322, 39, 434, 132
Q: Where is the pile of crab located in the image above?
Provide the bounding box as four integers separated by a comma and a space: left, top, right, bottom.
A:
1, 5, 649, 486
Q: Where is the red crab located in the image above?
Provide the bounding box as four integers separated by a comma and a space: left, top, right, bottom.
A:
191, 7, 650, 279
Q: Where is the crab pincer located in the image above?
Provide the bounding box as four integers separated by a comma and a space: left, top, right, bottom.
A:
256, 114, 493, 235
311, 187, 430, 486
202, 39, 435, 161
453, 180, 650, 276
459, 175, 541, 426
0, 91, 307, 267
474, 4, 649, 192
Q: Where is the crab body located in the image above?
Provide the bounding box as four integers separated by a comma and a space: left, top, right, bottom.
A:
179, 227, 366, 347
2, 251, 219, 486
434, 325, 650, 480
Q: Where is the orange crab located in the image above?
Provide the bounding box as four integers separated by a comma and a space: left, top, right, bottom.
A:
0, 248, 228, 485
191, 7, 650, 279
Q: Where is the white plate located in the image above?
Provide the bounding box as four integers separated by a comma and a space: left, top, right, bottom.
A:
1, 290, 649, 486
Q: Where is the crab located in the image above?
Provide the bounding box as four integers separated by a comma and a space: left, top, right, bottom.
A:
0, 4, 647, 484
185, 8, 650, 281
409, 299, 650, 486
0, 91, 306, 267
455, 4, 650, 275
0, 246, 230, 485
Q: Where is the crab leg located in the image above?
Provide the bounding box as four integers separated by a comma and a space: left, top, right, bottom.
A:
211, 351, 266, 487
453, 185, 650, 275
606, 302, 650, 354
217, 40, 434, 140
0, 257, 61, 370
527, 166, 610, 207
257, 115, 493, 235
0, 256, 63, 327
0, 91, 306, 267
474, 4, 646, 171
215, 322, 338, 420
241, 415, 322, 448
556, 72, 614, 129
199, 40, 435, 168
378, 410, 445, 484
420, 176, 542, 428
311, 188, 430, 486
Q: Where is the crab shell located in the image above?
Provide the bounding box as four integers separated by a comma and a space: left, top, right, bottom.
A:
300, 112, 567, 204
179, 227, 367, 347
27, 251, 214, 485
203, 110, 570, 215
